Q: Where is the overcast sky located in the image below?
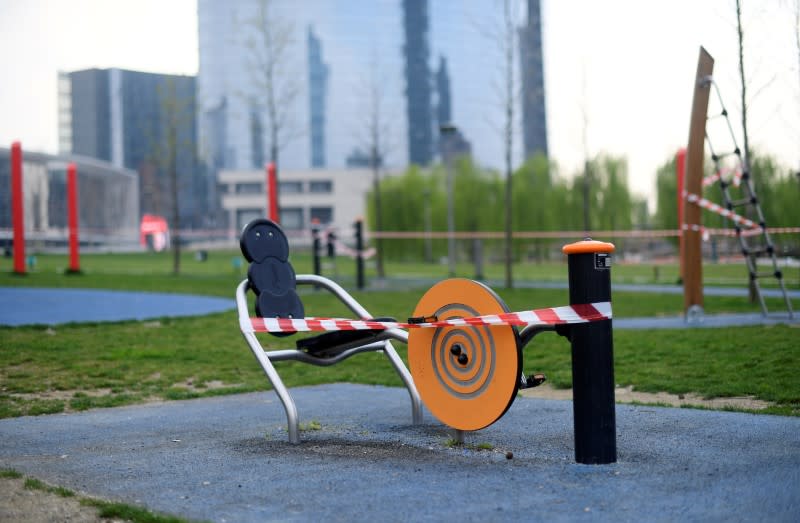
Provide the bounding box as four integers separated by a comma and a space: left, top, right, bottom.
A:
0, 0, 797, 210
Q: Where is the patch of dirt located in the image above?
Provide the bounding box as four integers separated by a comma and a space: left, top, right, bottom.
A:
173, 377, 241, 393
0, 477, 122, 523
7, 378, 241, 404
9, 389, 114, 402
519, 383, 773, 411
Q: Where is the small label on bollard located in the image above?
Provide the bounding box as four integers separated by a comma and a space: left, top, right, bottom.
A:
594, 253, 612, 270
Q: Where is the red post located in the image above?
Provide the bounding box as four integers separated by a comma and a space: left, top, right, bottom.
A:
266, 162, 279, 223
67, 162, 80, 272
676, 148, 686, 282
10, 141, 25, 274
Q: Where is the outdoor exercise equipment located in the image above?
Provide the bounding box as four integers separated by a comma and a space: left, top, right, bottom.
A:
237, 218, 617, 464
682, 47, 793, 320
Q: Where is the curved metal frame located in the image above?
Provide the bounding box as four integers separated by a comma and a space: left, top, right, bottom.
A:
237, 275, 423, 444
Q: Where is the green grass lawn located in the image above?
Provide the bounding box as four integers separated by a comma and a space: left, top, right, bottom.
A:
2, 248, 798, 290
1, 249, 798, 419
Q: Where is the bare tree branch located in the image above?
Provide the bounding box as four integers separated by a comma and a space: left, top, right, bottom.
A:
350, 54, 398, 278
795, 0, 800, 154
241, 0, 301, 170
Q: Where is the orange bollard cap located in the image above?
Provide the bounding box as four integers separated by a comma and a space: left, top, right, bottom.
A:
562, 238, 615, 255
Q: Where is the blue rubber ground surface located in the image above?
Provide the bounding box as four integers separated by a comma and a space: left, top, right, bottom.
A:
0, 287, 235, 326
1, 384, 798, 522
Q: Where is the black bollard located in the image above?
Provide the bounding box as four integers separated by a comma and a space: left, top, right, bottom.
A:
311, 222, 321, 276
354, 218, 365, 290
562, 239, 616, 464
326, 230, 336, 259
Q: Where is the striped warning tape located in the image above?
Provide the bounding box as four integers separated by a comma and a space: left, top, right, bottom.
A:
682, 223, 764, 238
242, 301, 612, 333
684, 192, 760, 230
702, 166, 742, 188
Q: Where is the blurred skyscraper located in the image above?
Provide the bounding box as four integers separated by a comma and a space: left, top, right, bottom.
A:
402, 0, 433, 166
518, 0, 548, 159
196, 1, 546, 173
435, 56, 451, 129
308, 26, 329, 168
58, 68, 209, 228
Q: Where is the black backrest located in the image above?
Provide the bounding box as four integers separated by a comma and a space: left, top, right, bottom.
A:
240, 219, 304, 336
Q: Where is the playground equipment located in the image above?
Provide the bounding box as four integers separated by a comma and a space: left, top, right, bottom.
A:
10, 142, 24, 273
8, 142, 82, 274
236, 218, 616, 464
4, 143, 138, 262
682, 47, 794, 320
265, 162, 278, 223
310, 219, 375, 289
139, 214, 170, 252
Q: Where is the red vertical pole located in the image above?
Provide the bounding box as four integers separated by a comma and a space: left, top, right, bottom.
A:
10, 141, 25, 274
676, 148, 686, 282
266, 162, 279, 223
67, 162, 80, 273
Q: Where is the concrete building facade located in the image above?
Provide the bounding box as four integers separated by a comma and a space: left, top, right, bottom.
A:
218, 168, 374, 240
58, 68, 211, 228
0, 147, 139, 247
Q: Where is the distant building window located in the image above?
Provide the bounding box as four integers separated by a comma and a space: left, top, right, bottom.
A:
309, 180, 333, 193
237, 208, 263, 231
235, 182, 263, 194
279, 181, 303, 194
280, 207, 304, 230
310, 206, 333, 225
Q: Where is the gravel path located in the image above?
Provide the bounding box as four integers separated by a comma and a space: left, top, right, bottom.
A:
1, 384, 798, 522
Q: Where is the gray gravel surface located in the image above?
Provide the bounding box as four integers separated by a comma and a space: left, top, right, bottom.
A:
1, 384, 798, 522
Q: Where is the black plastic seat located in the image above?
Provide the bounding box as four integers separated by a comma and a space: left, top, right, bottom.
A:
296, 317, 397, 357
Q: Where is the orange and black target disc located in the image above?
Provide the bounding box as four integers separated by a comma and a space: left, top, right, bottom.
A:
408, 278, 521, 431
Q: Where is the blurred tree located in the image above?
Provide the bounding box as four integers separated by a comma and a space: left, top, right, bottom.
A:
354, 56, 395, 278
243, 0, 300, 172
654, 155, 679, 233
592, 154, 633, 231
513, 154, 554, 261
152, 78, 196, 275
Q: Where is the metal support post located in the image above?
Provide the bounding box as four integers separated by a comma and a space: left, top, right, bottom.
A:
11, 141, 25, 274
354, 218, 365, 290
563, 239, 617, 464
67, 163, 81, 273
311, 221, 321, 276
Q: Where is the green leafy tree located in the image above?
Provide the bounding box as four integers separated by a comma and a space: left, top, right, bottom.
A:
654, 155, 679, 233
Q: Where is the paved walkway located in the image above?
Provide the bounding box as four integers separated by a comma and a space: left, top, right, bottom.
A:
1, 384, 798, 522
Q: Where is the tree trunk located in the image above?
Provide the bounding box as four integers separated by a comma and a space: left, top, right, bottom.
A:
169, 125, 181, 276
372, 147, 385, 278
503, 0, 514, 290
583, 162, 591, 232
736, 0, 757, 303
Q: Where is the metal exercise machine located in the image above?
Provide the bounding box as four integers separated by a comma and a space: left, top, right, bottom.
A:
237, 218, 617, 464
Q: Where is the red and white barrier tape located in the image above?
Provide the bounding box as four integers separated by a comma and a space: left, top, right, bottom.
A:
682, 223, 763, 238
334, 240, 377, 260
684, 192, 760, 230
242, 301, 612, 333
702, 166, 742, 188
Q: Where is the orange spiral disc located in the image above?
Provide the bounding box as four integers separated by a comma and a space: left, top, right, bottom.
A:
408, 278, 521, 431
